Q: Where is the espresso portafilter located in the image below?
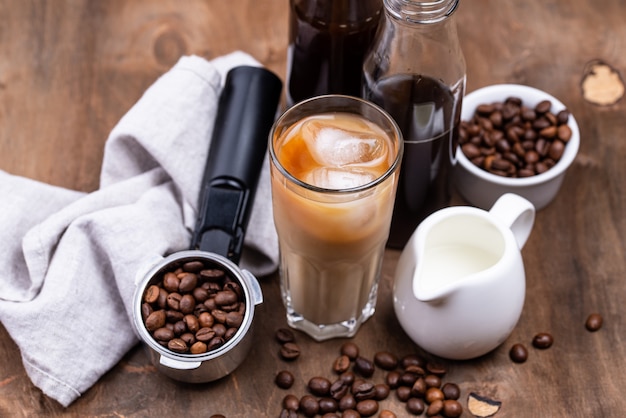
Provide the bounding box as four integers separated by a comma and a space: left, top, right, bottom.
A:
133, 65, 282, 383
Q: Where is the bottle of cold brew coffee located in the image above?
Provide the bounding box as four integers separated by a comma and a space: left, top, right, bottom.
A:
362, 0, 466, 249
287, 0, 382, 107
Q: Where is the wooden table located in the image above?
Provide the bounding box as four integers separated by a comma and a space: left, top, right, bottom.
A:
1, 1, 625, 416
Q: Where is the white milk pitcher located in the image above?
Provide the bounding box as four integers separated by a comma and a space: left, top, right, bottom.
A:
393, 193, 535, 360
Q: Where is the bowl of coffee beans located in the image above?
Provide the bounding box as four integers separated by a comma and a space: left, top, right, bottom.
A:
132, 250, 263, 383
454, 84, 580, 210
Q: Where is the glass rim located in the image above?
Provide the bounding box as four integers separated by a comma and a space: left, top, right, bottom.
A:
269, 94, 404, 195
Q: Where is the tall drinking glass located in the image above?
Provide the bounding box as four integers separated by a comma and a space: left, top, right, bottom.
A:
269, 95, 403, 341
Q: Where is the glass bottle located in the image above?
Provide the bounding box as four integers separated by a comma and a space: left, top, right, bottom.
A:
362, 0, 466, 249
287, 0, 383, 107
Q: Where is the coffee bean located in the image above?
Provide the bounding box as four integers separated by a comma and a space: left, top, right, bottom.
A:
373, 383, 390, 401
354, 356, 375, 377
585, 313, 603, 331
406, 397, 426, 415
441, 382, 461, 400
299, 395, 320, 417
385, 371, 401, 389
425, 387, 445, 404
275, 328, 296, 344
283, 394, 300, 411
184, 314, 200, 333
153, 327, 174, 342
426, 399, 444, 416
206, 336, 224, 351
226, 311, 244, 328
189, 341, 207, 354
396, 385, 411, 402
374, 351, 398, 370
179, 294, 196, 314
145, 310, 166, 332
280, 342, 301, 361
167, 338, 188, 353
308, 376, 332, 396
341, 410, 360, 418
340, 342, 360, 360
424, 374, 442, 389
182, 260, 204, 273
333, 355, 351, 373
410, 377, 427, 397
318, 397, 339, 413
401, 354, 426, 369
275, 370, 295, 389
509, 343, 528, 363
162, 272, 180, 293
351, 379, 375, 401
355, 399, 378, 417
442, 399, 463, 417
379, 410, 397, 418
330, 379, 349, 400
144, 285, 160, 304
178, 273, 198, 293
339, 371, 355, 385
338, 393, 356, 411
532, 332, 554, 349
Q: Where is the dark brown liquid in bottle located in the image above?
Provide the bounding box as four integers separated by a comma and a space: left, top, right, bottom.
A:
287, 0, 381, 105
363, 74, 462, 249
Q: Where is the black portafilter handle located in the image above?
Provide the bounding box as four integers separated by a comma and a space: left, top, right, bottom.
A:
191, 65, 282, 263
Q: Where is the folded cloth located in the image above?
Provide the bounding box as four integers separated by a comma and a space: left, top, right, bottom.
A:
0, 52, 280, 407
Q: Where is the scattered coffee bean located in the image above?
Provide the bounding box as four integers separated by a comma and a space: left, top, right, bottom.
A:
299, 395, 320, 417
332, 355, 351, 373
342, 410, 360, 418
355, 399, 379, 417
426, 399, 444, 416
426, 361, 447, 376
374, 351, 399, 370
460, 96, 572, 178
425, 387, 445, 404
406, 397, 426, 415
308, 376, 332, 396
424, 374, 442, 389
385, 371, 401, 389
532, 332, 554, 349
441, 382, 461, 400
338, 393, 357, 411
373, 383, 390, 401
318, 397, 339, 414
141, 259, 245, 355
280, 342, 301, 361
351, 380, 376, 401
379, 410, 397, 418
585, 313, 603, 332
442, 399, 463, 417
354, 356, 375, 377
509, 343, 529, 363
282, 394, 300, 411
340, 342, 360, 360
276, 370, 295, 389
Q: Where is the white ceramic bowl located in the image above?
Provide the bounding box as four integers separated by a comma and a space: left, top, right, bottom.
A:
454, 84, 580, 210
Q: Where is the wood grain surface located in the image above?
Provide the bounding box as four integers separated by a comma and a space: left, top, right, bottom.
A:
1, 0, 625, 417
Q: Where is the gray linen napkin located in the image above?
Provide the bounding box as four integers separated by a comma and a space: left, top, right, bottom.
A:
0, 52, 279, 407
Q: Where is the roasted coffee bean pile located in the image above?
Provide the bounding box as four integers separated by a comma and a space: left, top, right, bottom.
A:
141, 260, 246, 354
459, 96, 573, 178
275, 333, 463, 418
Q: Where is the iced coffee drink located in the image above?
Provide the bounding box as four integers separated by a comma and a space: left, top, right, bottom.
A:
269, 95, 402, 341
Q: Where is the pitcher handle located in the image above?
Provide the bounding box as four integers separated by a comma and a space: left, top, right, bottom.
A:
489, 193, 535, 249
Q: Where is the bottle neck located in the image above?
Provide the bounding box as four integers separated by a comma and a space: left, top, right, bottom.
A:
383, 0, 459, 24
